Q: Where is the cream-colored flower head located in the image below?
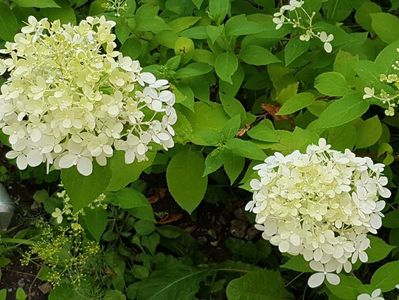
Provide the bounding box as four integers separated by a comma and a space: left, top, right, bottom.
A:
0, 16, 176, 176
246, 138, 390, 288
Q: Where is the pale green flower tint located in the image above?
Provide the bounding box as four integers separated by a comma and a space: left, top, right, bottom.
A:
357, 289, 384, 300
246, 138, 390, 288
0, 16, 176, 176
273, 0, 334, 53
363, 48, 399, 116
51, 208, 63, 224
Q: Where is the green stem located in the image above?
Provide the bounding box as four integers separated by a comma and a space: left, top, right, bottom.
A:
0, 238, 34, 245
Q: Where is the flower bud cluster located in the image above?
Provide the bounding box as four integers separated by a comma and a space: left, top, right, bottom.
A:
246, 139, 390, 288
272, 0, 334, 53
363, 48, 399, 116
0, 16, 176, 176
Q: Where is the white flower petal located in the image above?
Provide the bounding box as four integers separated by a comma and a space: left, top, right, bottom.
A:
77, 157, 93, 176
308, 273, 325, 288
326, 273, 340, 285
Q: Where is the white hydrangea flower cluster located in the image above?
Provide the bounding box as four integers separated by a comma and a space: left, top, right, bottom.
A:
245, 139, 391, 288
272, 0, 334, 53
0, 16, 176, 176
363, 49, 399, 116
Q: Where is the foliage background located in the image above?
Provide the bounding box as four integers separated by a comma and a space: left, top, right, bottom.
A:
0, 0, 399, 299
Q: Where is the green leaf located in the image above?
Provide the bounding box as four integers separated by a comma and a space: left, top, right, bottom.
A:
104, 290, 126, 300
82, 207, 108, 242
222, 115, 242, 141
12, 0, 60, 7
106, 151, 156, 192
281, 256, 312, 273
192, 0, 203, 9
184, 102, 229, 146
169, 16, 201, 33
204, 148, 225, 176
284, 37, 310, 66
0, 3, 19, 41
226, 270, 292, 300
0, 289, 6, 300
224, 15, 264, 36
176, 63, 213, 79
208, 0, 230, 25
108, 188, 154, 222
220, 93, 246, 120
16, 288, 26, 300
327, 124, 357, 151
323, 0, 353, 23
277, 92, 315, 115
240, 45, 280, 66
226, 139, 266, 161
224, 153, 245, 184
247, 120, 279, 142
133, 262, 208, 300
370, 260, 399, 291
314, 72, 351, 96
355, 1, 382, 32
374, 39, 399, 74
206, 25, 224, 43
166, 149, 208, 214
215, 52, 238, 83
314, 94, 369, 129
41, 6, 76, 24
61, 163, 111, 211
134, 220, 156, 236
354, 116, 382, 149
371, 13, 399, 44
383, 210, 399, 228
326, 275, 364, 300
366, 236, 395, 263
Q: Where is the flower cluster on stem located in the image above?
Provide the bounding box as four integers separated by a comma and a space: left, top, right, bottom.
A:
363, 48, 399, 116
273, 0, 334, 53
246, 139, 390, 288
0, 16, 176, 176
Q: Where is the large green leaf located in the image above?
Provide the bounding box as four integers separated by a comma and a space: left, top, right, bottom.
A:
314, 72, 351, 97
240, 45, 280, 66
277, 92, 315, 115
326, 275, 364, 300
366, 236, 395, 263
247, 120, 279, 142
61, 163, 111, 211
370, 260, 399, 291
106, 151, 156, 192
284, 37, 310, 66
313, 94, 369, 129
184, 102, 229, 146
226, 139, 266, 161
133, 262, 209, 300
0, 3, 19, 41
281, 256, 312, 273
224, 15, 264, 36
354, 116, 382, 149
226, 270, 292, 300
82, 207, 108, 242
108, 188, 154, 221
12, 0, 60, 7
208, 0, 230, 25
166, 149, 208, 214
371, 12, 399, 44
215, 52, 239, 83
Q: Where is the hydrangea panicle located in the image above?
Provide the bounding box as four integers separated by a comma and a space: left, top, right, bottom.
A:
246, 138, 390, 288
0, 16, 176, 176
